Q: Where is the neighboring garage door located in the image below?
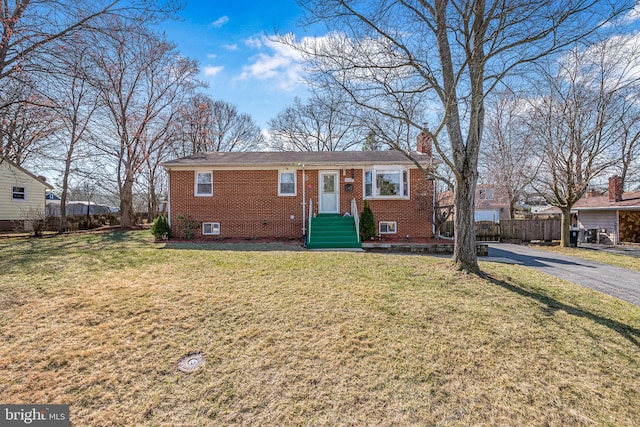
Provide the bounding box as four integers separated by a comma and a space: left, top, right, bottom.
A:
578, 210, 618, 244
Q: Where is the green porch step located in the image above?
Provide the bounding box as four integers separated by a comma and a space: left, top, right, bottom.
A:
306, 214, 361, 249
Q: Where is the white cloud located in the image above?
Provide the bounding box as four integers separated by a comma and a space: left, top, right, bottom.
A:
222, 44, 238, 51
209, 16, 229, 28
206, 53, 217, 59
240, 34, 318, 91
245, 37, 264, 49
203, 66, 224, 77
620, 4, 640, 25
559, 33, 640, 91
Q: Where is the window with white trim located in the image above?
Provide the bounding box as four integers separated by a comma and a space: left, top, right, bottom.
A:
379, 221, 397, 234
364, 167, 409, 198
479, 188, 494, 200
12, 186, 26, 201
278, 171, 296, 196
202, 222, 220, 235
195, 172, 213, 196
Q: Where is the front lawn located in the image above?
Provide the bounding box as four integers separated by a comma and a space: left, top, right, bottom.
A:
1, 231, 638, 426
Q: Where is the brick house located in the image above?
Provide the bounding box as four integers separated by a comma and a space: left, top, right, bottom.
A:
438, 183, 511, 223
162, 135, 435, 248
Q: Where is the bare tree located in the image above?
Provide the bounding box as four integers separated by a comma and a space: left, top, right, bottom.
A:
46, 45, 100, 233
209, 100, 264, 152
175, 95, 263, 154
480, 89, 534, 219
0, 0, 180, 81
90, 23, 199, 227
141, 111, 185, 220
281, 0, 632, 273
267, 92, 362, 151
526, 41, 636, 246
0, 81, 60, 165
174, 94, 215, 156
613, 90, 640, 190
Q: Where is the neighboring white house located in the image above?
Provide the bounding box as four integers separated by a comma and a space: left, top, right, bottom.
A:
0, 157, 53, 231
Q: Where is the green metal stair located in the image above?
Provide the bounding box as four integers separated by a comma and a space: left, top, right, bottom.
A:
306, 214, 361, 249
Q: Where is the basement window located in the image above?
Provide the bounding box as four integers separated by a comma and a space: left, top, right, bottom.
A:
379, 221, 397, 235
202, 222, 220, 235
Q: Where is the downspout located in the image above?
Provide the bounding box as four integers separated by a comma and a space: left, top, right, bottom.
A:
167, 170, 171, 227
616, 209, 620, 245
432, 178, 436, 236
300, 163, 306, 236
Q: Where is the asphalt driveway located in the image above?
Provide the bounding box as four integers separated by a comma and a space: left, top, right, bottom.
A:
486, 243, 640, 306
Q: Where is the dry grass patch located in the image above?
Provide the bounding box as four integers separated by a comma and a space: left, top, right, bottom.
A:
0, 231, 639, 426
529, 244, 640, 272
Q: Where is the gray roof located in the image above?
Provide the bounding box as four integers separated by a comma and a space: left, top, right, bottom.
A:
162, 150, 430, 168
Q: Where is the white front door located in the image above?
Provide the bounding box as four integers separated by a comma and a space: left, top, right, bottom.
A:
319, 171, 340, 214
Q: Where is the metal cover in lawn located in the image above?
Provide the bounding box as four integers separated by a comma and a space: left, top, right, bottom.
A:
178, 352, 205, 373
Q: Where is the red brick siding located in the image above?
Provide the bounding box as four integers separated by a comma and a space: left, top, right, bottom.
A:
168, 167, 434, 240
346, 169, 433, 240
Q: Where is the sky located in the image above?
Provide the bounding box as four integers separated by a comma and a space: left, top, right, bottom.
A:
159, 0, 319, 130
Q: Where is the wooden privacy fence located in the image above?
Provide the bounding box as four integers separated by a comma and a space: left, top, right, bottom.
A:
441, 218, 561, 242
500, 219, 561, 242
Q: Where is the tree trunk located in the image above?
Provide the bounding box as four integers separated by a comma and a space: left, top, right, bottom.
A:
559, 206, 572, 247
120, 171, 136, 228
58, 157, 73, 233
147, 179, 158, 221
453, 171, 480, 273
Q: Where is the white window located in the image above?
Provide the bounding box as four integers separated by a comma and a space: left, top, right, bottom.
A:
202, 222, 220, 235
12, 186, 26, 201
364, 167, 409, 199
195, 172, 213, 196
379, 221, 397, 234
479, 188, 494, 200
278, 171, 296, 196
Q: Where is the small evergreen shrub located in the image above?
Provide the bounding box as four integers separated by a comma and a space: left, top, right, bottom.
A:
359, 200, 376, 241
151, 215, 171, 240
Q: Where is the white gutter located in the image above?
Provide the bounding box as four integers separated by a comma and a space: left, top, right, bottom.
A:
574, 206, 640, 211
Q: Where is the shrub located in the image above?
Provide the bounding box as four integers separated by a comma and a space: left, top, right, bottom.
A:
359, 200, 376, 241
16, 208, 46, 237
151, 215, 171, 240
176, 215, 199, 240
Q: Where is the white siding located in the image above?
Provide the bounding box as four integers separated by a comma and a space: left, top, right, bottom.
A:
0, 161, 49, 221
475, 209, 500, 223
577, 210, 618, 244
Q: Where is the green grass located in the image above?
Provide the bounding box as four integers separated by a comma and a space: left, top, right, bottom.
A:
1, 231, 639, 426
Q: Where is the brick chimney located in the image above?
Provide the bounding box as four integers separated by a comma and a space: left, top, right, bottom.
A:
585, 189, 600, 198
608, 175, 623, 202
417, 131, 432, 157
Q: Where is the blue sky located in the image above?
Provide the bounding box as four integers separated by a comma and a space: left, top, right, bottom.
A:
160, 0, 319, 129
159, 1, 640, 131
